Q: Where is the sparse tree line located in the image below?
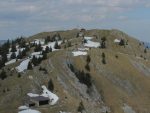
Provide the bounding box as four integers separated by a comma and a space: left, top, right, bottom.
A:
67, 63, 92, 88
0, 33, 63, 69
0, 37, 30, 69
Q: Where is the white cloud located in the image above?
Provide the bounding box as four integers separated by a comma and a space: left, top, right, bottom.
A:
117, 16, 128, 21
0, 0, 150, 42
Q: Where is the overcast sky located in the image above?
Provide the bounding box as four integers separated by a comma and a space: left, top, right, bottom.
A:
0, 0, 150, 42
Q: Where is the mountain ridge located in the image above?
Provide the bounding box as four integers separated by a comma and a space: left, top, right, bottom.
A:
0, 29, 149, 113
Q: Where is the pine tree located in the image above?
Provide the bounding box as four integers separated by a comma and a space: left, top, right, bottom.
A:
67, 41, 71, 47
102, 58, 106, 64
27, 61, 32, 70
54, 41, 60, 49
0, 70, 7, 80
102, 52, 105, 58
119, 39, 125, 46
102, 52, 106, 64
34, 43, 43, 52
77, 101, 85, 113
48, 79, 54, 92
86, 55, 91, 63
45, 46, 50, 53
6, 39, 10, 48
101, 37, 106, 48
22, 49, 26, 57
45, 36, 51, 44
144, 48, 147, 53
2, 53, 8, 63
84, 39, 87, 43
42, 51, 47, 60
76, 33, 79, 37
11, 44, 17, 52
85, 63, 90, 71
49, 46, 52, 52
17, 50, 23, 59
11, 52, 16, 59
32, 55, 38, 66
0, 60, 5, 69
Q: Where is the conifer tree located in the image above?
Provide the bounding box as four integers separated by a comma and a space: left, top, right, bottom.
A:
11, 52, 16, 59
42, 51, 47, 60
27, 61, 33, 70
86, 55, 91, 63
101, 52, 106, 64
54, 41, 60, 49
2, 53, 8, 63
0, 70, 7, 80
49, 46, 52, 52
77, 101, 85, 113
22, 49, 26, 57
144, 48, 147, 53
45, 46, 50, 53
85, 63, 90, 71
119, 39, 125, 46
11, 44, 17, 52
101, 37, 106, 48
48, 79, 54, 92
17, 50, 23, 59
32, 55, 38, 66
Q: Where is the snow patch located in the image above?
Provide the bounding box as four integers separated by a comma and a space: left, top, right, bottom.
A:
114, 39, 120, 43
42, 41, 62, 51
59, 111, 71, 113
5, 59, 16, 65
122, 104, 136, 113
41, 85, 59, 105
27, 93, 39, 97
16, 59, 30, 72
31, 39, 45, 45
84, 36, 93, 40
83, 36, 100, 48
72, 51, 87, 56
30, 52, 43, 58
27, 85, 59, 105
18, 109, 41, 113
78, 48, 89, 51
7, 48, 25, 59
18, 106, 29, 111
84, 40, 100, 48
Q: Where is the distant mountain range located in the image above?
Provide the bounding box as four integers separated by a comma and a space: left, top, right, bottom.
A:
144, 42, 150, 48
0, 40, 6, 45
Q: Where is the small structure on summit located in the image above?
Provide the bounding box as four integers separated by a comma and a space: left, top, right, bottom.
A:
25, 85, 59, 107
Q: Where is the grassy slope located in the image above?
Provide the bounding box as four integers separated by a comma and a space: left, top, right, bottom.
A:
0, 29, 150, 113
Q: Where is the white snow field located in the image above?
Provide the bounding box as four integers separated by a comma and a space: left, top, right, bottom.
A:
27, 93, 39, 97
72, 51, 87, 56
41, 85, 59, 105
84, 40, 100, 48
31, 39, 45, 45
18, 109, 41, 113
84, 36, 100, 48
5, 59, 17, 65
84, 36, 93, 40
114, 39, 120, 43
18, 106, 29, 111
78, 48, 89, 51
42, 41, 62, 51
16, 59, 30, 72
27, 85, 59, 105
30, 52, 43, 58
7, 48, 25, 59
